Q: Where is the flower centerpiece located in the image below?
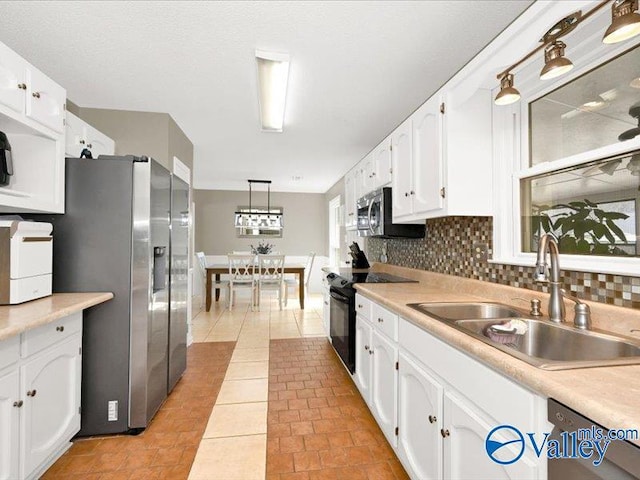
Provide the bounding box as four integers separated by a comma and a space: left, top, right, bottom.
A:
250, 241, 274, 255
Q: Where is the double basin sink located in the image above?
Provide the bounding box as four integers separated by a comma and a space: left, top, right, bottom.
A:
408, 302, 640, 370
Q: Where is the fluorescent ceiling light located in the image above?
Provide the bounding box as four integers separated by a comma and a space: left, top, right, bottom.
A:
256, 49, 290, 132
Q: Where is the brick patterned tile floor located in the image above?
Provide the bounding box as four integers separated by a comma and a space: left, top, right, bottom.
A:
266, 338, 409, 480
42, 342, 235, 480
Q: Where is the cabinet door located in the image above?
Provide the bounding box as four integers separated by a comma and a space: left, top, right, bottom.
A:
362, 154, 375, 193
0, 370, 20, 480
26, 67, 65, 133
443, 390, 539, 480
391, 119, 413, 218
322, 290, 331, 338
354, 166, 364, 203
84, 124, 115, 157
374, 139, 392, 188
64, 111, 86, 157
397, 352, 443, 480
21, 336, 81, 479
412, 95, 443, 215
354, 317, 372, 404
344, 172, 357, 229
371, 329, 398, 447
0, 42, 27, 115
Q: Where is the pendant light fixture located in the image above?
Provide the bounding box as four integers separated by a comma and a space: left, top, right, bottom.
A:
540, 41, 574, 80
494, 74, 521, 106
603, 0, 640, 44
495, 0, 640, 106
235, 180, 283, 232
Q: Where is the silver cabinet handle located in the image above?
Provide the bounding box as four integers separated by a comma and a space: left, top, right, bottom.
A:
13, 400, 23, 408
405, 192, 409, 197
26, 390, 37, 397
56, 325, 65, 332
440, 428, 450, 438
32, 92, 41, 99
369, 349, 374, 355
17, 83, 26, 90
378, 318, 384, 323
364, 345, 369, 350
429, 415, 437, 424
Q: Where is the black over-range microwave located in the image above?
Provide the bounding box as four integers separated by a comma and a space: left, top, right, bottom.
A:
356, 187, 425, 238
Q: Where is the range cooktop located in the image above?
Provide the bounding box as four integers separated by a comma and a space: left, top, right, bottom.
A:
327, 269, 417, 289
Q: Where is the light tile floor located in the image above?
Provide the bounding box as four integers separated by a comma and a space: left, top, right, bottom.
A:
188, 292, 326, 479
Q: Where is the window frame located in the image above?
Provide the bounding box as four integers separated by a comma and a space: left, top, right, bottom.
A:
492, 23, 640, 276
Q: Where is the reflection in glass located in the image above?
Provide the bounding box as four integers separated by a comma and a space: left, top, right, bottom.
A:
522, 152, 640, 256
529, 44, 640, 166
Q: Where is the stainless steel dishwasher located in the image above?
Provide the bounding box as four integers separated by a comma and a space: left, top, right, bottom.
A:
548, 399, 640, 479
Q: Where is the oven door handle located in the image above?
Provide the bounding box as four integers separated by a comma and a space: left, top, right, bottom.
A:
330, 291, 351, 304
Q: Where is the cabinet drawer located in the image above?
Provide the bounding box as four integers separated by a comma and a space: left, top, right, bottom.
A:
355, 294, 371, 320
371, 302, 398, 341
21, 312, 82, 358
10, 236, 53, 278
0, 335, 19, 371
400, 317, 539, 432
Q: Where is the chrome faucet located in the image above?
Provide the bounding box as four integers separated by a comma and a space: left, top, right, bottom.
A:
534, 233, 592, 328
534, 234, 565, 323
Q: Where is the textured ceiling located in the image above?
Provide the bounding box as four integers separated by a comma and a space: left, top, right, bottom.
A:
0, 1, 533, 193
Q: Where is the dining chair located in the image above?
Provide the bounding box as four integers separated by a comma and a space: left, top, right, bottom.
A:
228, 253, 257, 311
196, 251, 229, 308
256, 254, 285, 310
284, 252, 315, 307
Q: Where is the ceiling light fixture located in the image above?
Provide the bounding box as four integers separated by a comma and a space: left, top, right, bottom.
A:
540, 41, 574, 80
495, 1, 640, 106
494, 74, 521, 105
603, 0, 640, 43
255, 50, 290, 132
235, 179, 283, 230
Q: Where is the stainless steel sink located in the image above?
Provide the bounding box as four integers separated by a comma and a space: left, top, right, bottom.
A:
454, 318, 640, 370
407, 302, 640, 370
408, 302, 524, 321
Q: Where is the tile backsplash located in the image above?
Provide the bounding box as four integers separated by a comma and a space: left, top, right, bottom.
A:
367, 216, 640, 309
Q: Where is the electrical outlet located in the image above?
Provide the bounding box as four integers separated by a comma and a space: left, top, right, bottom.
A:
108, 400, 118, 421
472, 242, 489, 263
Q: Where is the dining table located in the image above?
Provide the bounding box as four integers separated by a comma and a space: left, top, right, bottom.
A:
204, 263, 306, 312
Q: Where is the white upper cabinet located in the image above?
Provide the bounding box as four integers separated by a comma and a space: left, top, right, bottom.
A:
344, 169, 357, 230
392, 83, 493, 223
0, 42, 27, 115
0, 40, 66, 213
391, 118, 413, 218
25, 68, 65, 134
410, 94, 443, 217
65, 111, 115, 158
373, 137, 392, 189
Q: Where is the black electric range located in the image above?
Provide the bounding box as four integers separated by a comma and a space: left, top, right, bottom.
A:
326, 269, 416, 373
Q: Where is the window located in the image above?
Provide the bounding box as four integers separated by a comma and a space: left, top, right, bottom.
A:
492, 25, 640, 275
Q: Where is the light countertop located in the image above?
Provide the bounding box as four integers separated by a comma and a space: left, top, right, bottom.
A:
0, 292, 114, 342
354, 264, 640, 445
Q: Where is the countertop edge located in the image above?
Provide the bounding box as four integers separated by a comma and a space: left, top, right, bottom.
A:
354, 283, 640, 446
0, 292, 114, 342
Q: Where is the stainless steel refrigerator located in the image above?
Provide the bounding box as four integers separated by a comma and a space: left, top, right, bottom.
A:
35, 155, 188, 436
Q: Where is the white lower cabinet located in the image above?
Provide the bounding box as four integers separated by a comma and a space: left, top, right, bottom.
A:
21, 335, 81, 478
0, 313, 82, 480
354, 317, 372, 404
353, 294, 548, 480
0, 369, 20, 480
397, 352, 443, 480
444, 390, 538, 480
370, 329, 398, 447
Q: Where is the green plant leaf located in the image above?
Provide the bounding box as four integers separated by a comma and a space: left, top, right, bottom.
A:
606, 219, 627, 242
559, 236, 577, 253
584, 199, 598, 207
576, 239, 591, 253
569, 201, 587, 209
592, 243, 611, 255
603, 212, 630, 220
